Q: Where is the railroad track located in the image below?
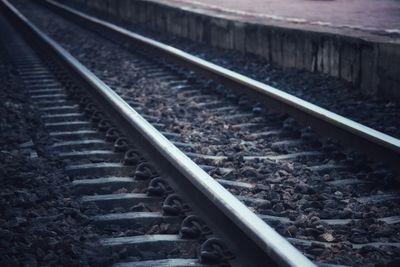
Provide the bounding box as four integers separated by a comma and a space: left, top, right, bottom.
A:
2, 0, 400, 266
0, 1, 313, 267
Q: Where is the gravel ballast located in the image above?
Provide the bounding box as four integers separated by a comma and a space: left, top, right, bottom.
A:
0, 16, 119, 267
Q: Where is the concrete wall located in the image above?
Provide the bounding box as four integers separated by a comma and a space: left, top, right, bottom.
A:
61, 0, 400, 99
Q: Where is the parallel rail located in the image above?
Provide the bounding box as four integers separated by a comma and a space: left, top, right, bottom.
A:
39, 0, 400, 175
0, 0, 315, 266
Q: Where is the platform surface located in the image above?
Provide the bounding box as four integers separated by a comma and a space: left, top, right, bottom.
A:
149, 0, 400, 38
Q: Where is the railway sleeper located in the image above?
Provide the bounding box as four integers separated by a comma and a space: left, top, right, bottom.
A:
71, 177, 147, 195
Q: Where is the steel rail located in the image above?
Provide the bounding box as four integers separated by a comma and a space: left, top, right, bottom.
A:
40, 0, 400, 175
0, 0, 316, 266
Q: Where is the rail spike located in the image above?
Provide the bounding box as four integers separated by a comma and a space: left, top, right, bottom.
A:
83, 103, 97, 115
133, 162, 157, 180
179, 215, 211, 240
199, 238, 234, 266
97, 119, 112, 132
123, 148, 142, 166
90, 111, 104, 123
162, 193, 191, 216
113, 137, 130, 152
105, 128, 121, 142
147, 177, 172, 196
79, 95, 90, 106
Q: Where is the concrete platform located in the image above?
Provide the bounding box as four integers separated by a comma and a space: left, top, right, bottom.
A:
59, 0, 400, 99
153, 0, 400, 37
